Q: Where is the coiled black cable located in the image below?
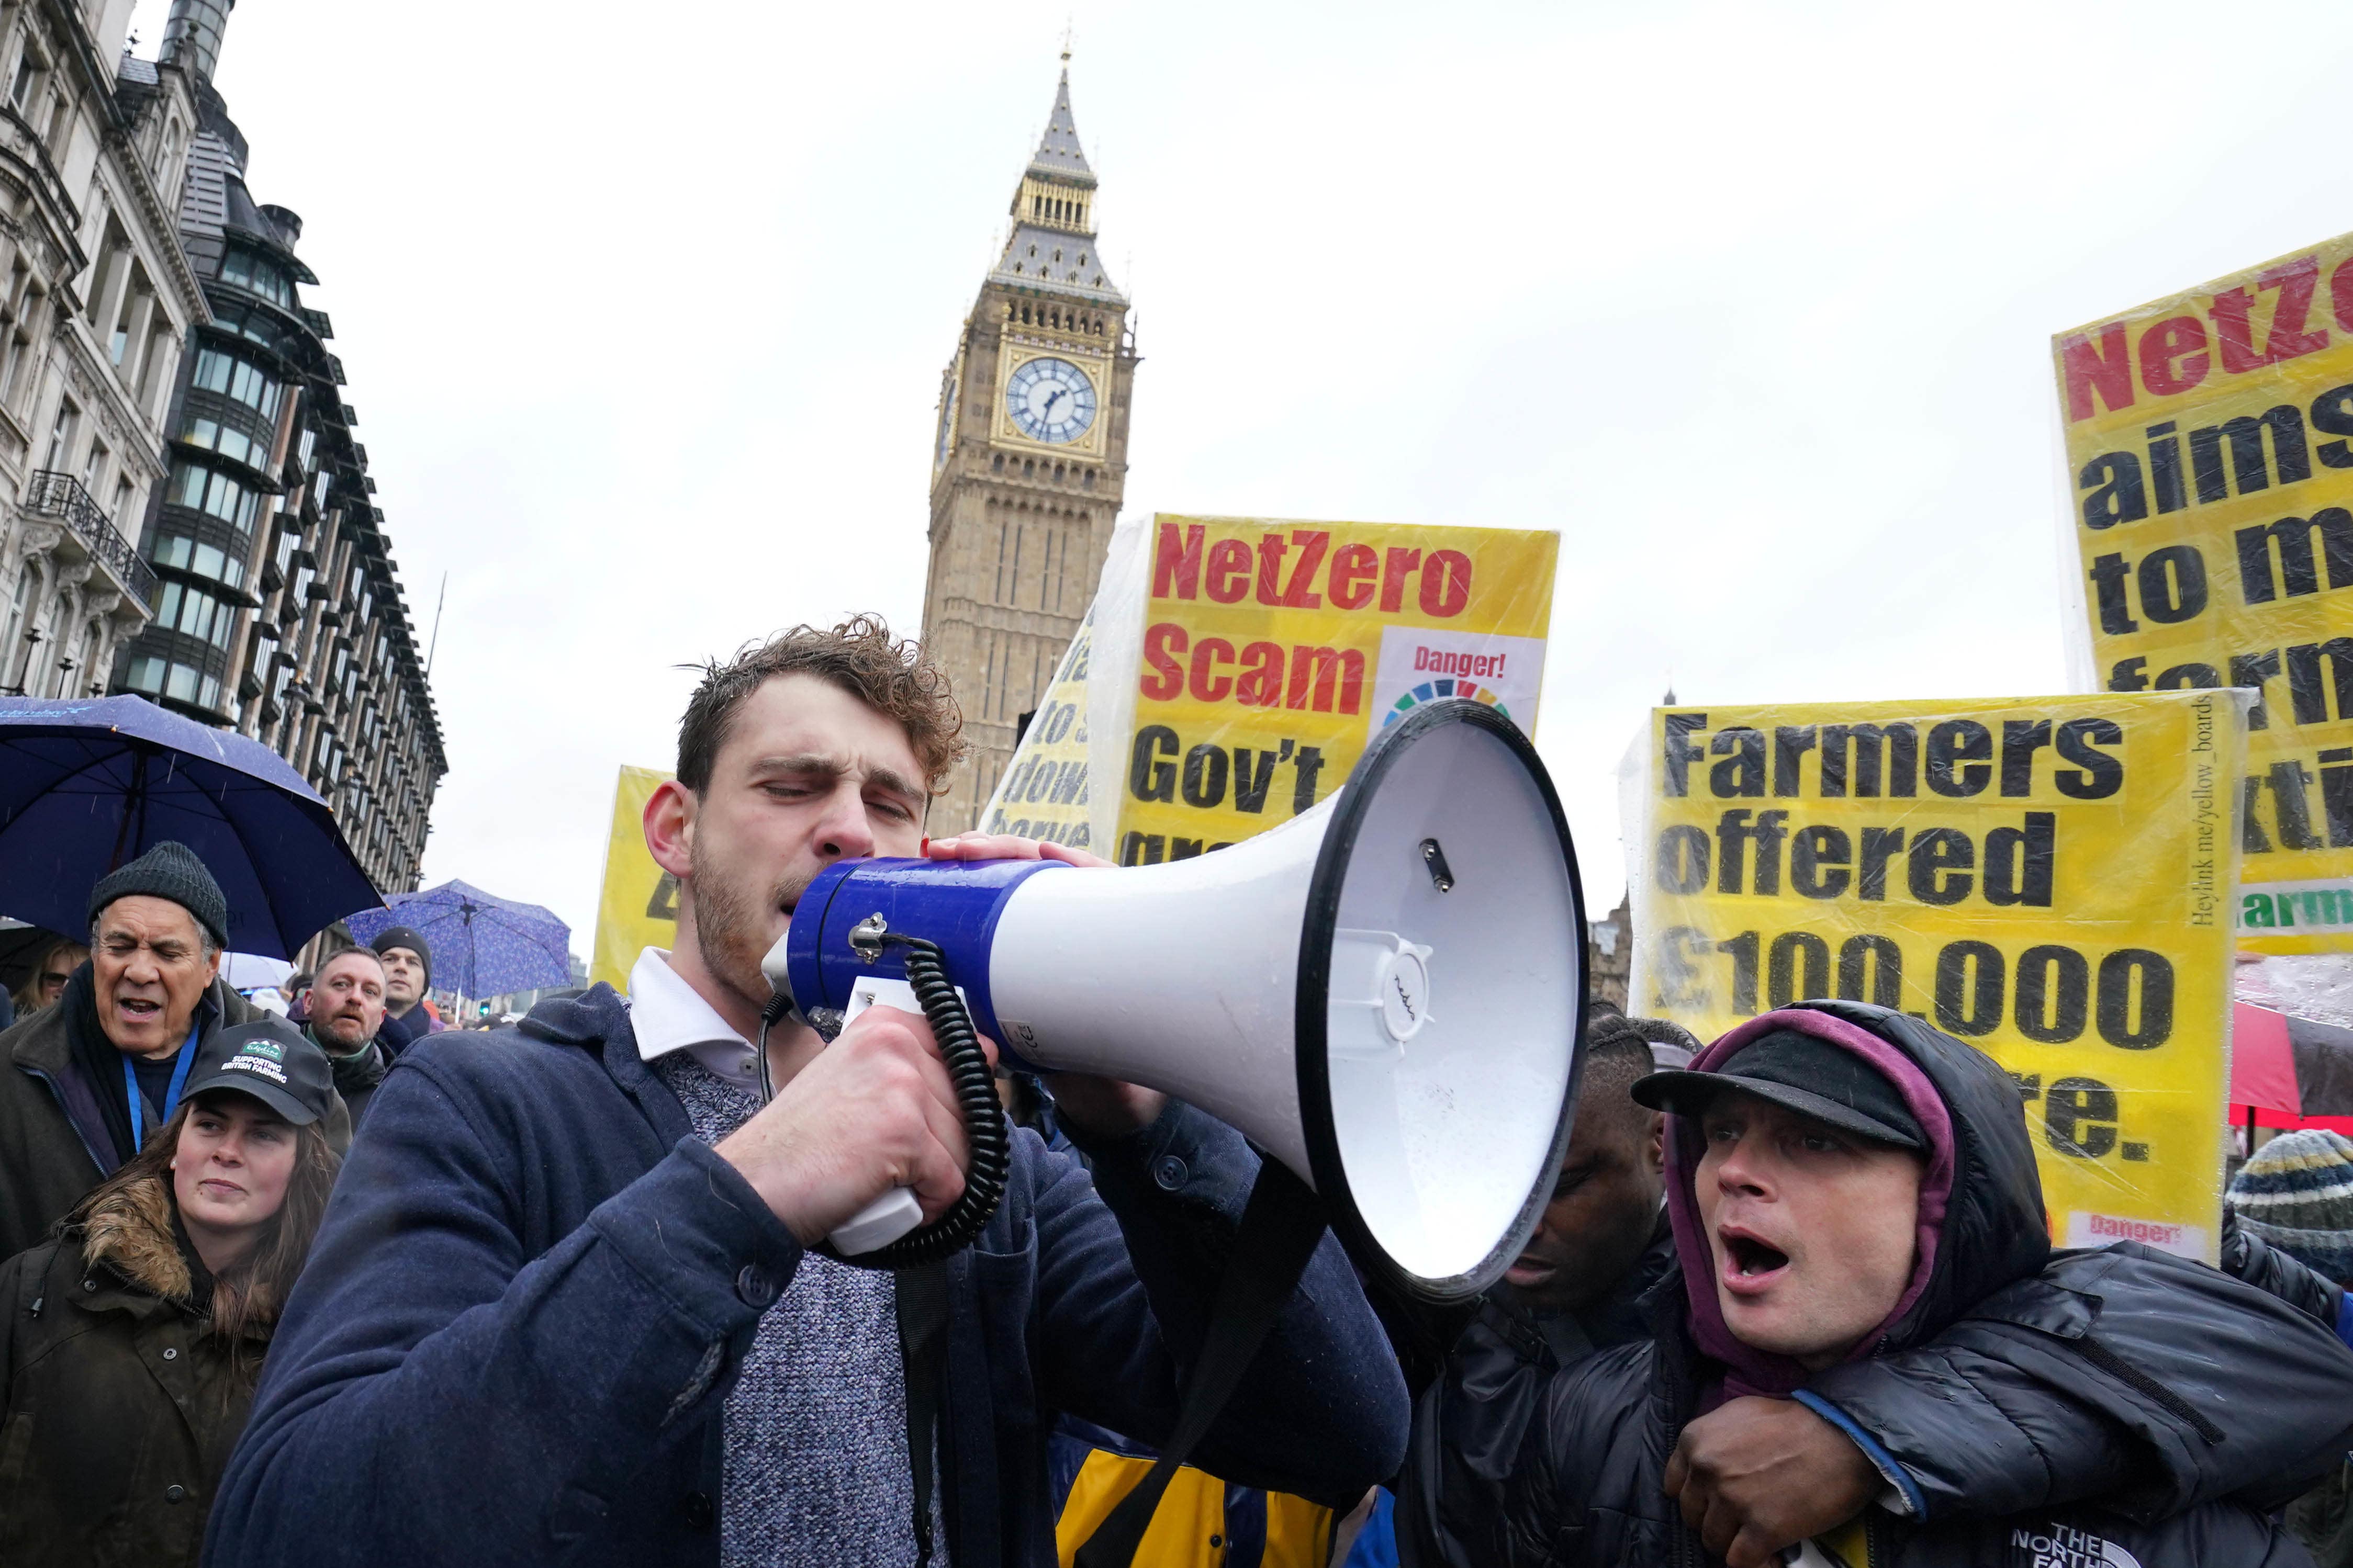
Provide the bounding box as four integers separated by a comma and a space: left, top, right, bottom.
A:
755, 938, 1010, 1267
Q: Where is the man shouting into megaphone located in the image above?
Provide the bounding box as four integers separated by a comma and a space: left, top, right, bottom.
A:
208, 616, 1408, 1568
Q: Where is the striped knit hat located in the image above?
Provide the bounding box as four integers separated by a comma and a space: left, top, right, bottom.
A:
2228, 1129, 2353, 1284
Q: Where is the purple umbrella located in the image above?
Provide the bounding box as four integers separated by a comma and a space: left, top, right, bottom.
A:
345, 879, 570, 998
0, 694, 380, 958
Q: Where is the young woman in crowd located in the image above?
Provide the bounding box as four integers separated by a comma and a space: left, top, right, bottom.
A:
0, 1019, 340, 1565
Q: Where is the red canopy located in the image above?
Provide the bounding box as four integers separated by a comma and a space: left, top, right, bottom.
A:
2233, 1003, 2353, 1133
2233, 1004, 2302, 1116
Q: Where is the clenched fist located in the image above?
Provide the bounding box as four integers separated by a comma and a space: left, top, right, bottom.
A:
715, 1005, 986, 1246
1663, 1395, 1879, 1568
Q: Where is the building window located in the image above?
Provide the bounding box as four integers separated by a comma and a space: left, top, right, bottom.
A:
180, 415, 265, 469
218, 246, 294, 310
126, 655, 216, 710
43, 399, 74, 471
166, 462, 261, 532
0, 261, 38, 407
210, 299, 298, 358
80, 437, 105, 494
7, 46, 42, 114
151, 533, 246, 591
127, 658, 225, 709
191, 347, 286, 419
3, 561, 32, 663
154, 580, 234, 648
106, 266, 150, 368
158, 120, 183, 197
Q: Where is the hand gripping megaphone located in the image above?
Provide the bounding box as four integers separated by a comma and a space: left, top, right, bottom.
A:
768, 696, 1587, 1306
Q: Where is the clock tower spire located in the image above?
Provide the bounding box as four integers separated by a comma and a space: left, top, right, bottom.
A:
921, 63, 1138, 833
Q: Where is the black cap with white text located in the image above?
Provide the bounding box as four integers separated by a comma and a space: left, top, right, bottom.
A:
180, 1018, 335, 1126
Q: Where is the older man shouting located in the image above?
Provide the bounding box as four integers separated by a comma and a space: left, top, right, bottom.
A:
0, 841, 348, 1258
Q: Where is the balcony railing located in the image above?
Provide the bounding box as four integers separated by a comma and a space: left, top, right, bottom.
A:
26, 470, 156, 609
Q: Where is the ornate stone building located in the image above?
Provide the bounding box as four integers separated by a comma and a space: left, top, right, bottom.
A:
108, 1, 443, 895
921, 63, 1137, 831
0, 0, 205, 709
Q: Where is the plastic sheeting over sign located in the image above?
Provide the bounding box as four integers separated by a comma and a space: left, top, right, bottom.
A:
984, 513, 1559, 863
2054, 231, 2353, 953
979, 606, 1094, 849
1627, 692, 2244, 1262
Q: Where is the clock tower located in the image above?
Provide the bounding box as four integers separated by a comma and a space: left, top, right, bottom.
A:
922, 62, 1138, 832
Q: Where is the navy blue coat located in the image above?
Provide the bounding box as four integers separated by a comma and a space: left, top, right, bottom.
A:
208, 985, 1408, 1566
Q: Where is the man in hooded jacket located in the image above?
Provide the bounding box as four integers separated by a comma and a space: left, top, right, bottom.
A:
1504, 1000, 2353, 1568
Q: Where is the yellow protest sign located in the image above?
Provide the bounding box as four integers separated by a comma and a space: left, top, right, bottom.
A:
1629, 692, 2243, 1261
589, 764, 677, 993
1110, 515, 1556, 863
2055, 233, 2353, 952
981, 606, 1094, 848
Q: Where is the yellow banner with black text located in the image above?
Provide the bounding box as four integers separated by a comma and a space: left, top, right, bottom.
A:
2056, 231, 2353, 952
981, 514, 1560, 861
1629, 692, 2243, 1261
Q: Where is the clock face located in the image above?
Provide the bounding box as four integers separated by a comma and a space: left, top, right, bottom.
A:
1005, 356, 1097, 445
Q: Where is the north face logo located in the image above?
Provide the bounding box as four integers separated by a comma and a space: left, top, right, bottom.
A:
2011, 1525, 2142, 1568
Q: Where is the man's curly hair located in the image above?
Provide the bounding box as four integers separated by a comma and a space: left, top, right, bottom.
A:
676, 615, 968, 797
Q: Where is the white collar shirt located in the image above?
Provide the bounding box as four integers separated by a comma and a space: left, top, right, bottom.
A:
627, 947, 763, 1094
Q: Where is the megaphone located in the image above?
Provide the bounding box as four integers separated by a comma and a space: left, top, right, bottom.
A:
773, 698, 1587, 1304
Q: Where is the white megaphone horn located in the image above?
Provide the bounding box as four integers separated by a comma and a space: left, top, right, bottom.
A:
767, 697, 1588, 1304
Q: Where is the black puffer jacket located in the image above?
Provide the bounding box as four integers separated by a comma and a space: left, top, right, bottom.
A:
1393, 1219, 1674, 1568
1504, 1001, 2353, 1568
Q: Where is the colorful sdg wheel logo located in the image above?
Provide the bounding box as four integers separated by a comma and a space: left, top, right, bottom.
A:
1383, 679, 1512, 727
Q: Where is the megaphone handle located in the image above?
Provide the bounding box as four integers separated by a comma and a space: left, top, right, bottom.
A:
829, 1187, 924, 1256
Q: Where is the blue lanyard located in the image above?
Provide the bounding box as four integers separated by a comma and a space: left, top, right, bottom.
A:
124, 1024, 201, 1154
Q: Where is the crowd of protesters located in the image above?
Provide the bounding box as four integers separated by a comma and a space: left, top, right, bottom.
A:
3, 616, 2353, 1567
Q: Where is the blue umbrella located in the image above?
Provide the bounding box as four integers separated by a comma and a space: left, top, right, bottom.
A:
0, 694, 380, 958
345, 879, 571, 998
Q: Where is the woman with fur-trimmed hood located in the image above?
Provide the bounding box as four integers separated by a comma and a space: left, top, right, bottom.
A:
0, 1018, 340, 1566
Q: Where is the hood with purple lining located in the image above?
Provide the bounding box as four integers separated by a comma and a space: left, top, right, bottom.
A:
1663, 1000, 2051, 1398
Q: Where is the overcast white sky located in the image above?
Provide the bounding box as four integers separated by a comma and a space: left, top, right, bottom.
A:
126, 0, 2353, 951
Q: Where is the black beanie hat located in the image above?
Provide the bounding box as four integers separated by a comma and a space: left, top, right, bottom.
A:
372, 925, 432, 987
87, 840, 229, 949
